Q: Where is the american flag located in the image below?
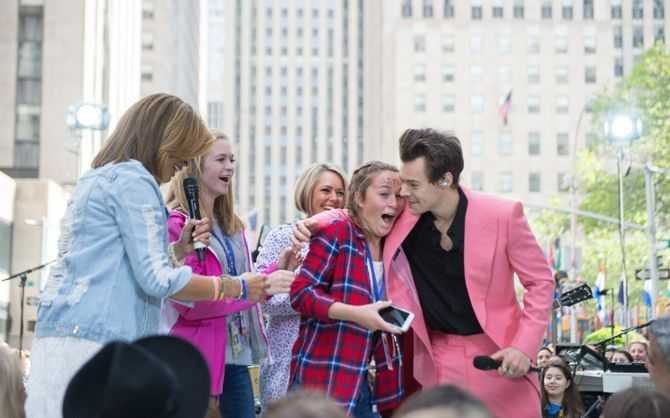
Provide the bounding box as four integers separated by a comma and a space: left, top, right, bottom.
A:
498, 90, 512, 125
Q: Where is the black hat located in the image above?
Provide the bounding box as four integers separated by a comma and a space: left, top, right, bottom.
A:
63, 335, 210, 418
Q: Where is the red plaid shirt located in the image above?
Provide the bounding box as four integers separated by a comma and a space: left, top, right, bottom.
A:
289, 219, 404, 414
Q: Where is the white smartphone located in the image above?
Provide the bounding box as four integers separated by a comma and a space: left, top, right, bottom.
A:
379, 305, 415, 332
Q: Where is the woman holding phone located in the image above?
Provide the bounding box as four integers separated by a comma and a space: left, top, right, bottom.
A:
289, 161, 406, 418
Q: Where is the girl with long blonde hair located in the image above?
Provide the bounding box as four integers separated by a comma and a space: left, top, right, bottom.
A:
165, 131, 295, 417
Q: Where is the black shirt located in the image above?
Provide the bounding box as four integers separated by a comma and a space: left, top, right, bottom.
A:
402, 188, 483, 335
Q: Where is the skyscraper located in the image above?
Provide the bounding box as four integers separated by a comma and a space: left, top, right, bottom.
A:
217, 0, 367, 227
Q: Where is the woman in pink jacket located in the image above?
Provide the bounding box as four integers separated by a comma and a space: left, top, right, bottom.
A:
164, 131, 296, 417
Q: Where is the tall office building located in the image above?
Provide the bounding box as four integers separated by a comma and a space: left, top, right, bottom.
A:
0, 0, 141, 185
216, 0, 668, 229
366, 0, 669, 207
0, 0, 141, 348
218, 0, 367, 227
140, 0, 206, 110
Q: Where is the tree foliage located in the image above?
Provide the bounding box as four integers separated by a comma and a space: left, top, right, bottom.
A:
530, 45, 670, 315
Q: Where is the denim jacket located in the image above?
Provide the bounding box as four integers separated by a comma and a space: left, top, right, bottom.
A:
35, 160, 193, 344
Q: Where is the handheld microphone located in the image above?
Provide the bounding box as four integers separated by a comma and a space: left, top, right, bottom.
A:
183, 176, 206, 263
473, 356, 541, 373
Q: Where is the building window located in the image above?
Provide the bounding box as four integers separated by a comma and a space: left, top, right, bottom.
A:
655, 25, 665, 44
142, 1, 155, 19
424, 0, 434, 17
472, 1, 483, 20
442, 95, 455, 113
528, 132, 541, 155
442, 64, 455, 82
513, 0, 524, 18
442, 33, 455, 52
414, 63, 426, 82
611, 0, 622, 19
471, 96, 485, 113
415, 94, 426, 112
556, 96, 569, 114
585, 66, 596, 84
499, 172, 514, 193
558, 173, 570, 192
497, 133, 513, 156
614, 57, 624, 77
402, 0, 412, 17
444, 0, 455, 18
470, 65, 483, 82
528, 65, 540, 83
528, 28, 540, 54
492, 0, 504, 18
583, 0, 594, 19
499, 65, 511, 83
654, 0, 665, 19
632, 0, 644, 19
555, 33, 568, 53
414, 35, 426, 52
141, 32, 154, 50
529, 173, 541, 193
557, 133, 570, 155
556, 65, 569, 83
528, 95, 540, 113
141, 64, 153, 82
498, 35, 511, 54
207, 102, 224, 128
562, 0, 573, 19
541, 1, 552, 19
471, 171, 484, 191
584, 32, 596, 54
470, 33, 482, 54
471, 131, 483, 157
633, 26, 644, 48
614, 26, 623, 49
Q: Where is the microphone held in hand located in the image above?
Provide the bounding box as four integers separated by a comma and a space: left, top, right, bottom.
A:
183, 176, 206, 263
473, 355, 541, 373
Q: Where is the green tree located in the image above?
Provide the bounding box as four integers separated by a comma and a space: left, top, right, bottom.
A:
579, 44, 670, 310
529, 45, 670, 320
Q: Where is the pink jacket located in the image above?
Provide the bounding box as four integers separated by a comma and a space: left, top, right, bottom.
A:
166, 211, 268, 396
314, 188, 554, 393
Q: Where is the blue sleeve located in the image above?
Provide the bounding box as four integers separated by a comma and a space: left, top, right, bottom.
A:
108, 173, 192, 298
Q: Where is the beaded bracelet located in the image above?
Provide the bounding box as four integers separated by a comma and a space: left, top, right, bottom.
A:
234, 276, 247, 300
241, 278, 249, 300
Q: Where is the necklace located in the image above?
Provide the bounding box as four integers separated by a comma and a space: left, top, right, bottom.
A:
433, 217, 455, 252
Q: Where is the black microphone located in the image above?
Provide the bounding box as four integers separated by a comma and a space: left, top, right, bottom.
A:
473, 355, 541, 373
183, 176, 206, 263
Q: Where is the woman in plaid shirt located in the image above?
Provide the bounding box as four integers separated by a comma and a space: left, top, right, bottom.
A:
289, 161, 406, 418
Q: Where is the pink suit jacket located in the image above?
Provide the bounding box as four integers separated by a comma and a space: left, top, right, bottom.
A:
383, 188, 554, 392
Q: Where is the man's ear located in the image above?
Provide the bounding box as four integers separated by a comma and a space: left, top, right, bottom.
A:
439, 172, 454, 187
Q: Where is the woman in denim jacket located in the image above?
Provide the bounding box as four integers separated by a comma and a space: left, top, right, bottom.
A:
164, 132, 295, 417
26, 94, 270, 418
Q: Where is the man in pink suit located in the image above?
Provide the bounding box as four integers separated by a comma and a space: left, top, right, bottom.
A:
387, 128, 554, 418
294, 129, 553, 418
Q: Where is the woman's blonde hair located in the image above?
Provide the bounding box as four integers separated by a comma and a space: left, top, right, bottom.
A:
0, 344, 26, 418
165, 131, 244, 235
293, 163, 348, 216
346, 161, 398, 222
92, 93, 214, 183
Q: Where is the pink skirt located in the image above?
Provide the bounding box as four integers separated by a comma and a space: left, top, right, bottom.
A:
430, 331, 541, 418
